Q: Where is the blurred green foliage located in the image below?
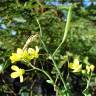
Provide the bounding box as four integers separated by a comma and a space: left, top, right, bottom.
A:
0, 0, 96, 96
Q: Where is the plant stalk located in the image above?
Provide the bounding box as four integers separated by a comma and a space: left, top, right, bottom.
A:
52, 5, 72, 57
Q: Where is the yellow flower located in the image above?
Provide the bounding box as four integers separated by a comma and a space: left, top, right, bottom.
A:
10, 48, 24, 63
68, 58, 82, 72
10, 65, 25, 83
28, 46, 39, 59
10, 46, 39, 63
90, 65, 95, 71
10, 53, 20, 63
86, 64, 95, 74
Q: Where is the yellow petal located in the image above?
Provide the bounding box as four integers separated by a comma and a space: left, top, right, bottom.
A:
28, 48, 34, 54
10, 53, 21, 63
73, 65, 82, 72
17, 48, 23, 55
68, 63, 74, 69
10, 53, 17, 63
73, 63, 80, 69
90, 65, 95, 71
22, 50, 28, 59
11, 72, 19, 78
28, 48, 39, 59
73, 58, 79, 65
20, 76, 23, 82
35, 46, 39, 53
11, 65, 19, 71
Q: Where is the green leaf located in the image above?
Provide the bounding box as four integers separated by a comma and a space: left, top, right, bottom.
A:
13, 17, 26, 23
57, 5, 69, 10
19, 87, 29, 96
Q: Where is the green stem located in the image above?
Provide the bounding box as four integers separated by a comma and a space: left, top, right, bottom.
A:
52, 5, 72, 57
16, 0, 21, 7
50, 56, 68, 91
28, 63, 55, 85
36, 6, 73, 96
36, 19, 68, 90
25, 69, 35, 72
82, 72, 92, 95
36, 7, 73, 94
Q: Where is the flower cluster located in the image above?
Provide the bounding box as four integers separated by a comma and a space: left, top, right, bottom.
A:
68, 58, 82, 72
68, 57, 95, 74
86, 65, 95, 73
10, 46, 39, 63
10, 46, 39, 82
82, 64, 95, 74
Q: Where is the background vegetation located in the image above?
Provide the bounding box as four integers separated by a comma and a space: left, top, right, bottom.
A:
0, 0, 96, 96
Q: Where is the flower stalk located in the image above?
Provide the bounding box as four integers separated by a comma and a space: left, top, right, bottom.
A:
36, 5, 73, 95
